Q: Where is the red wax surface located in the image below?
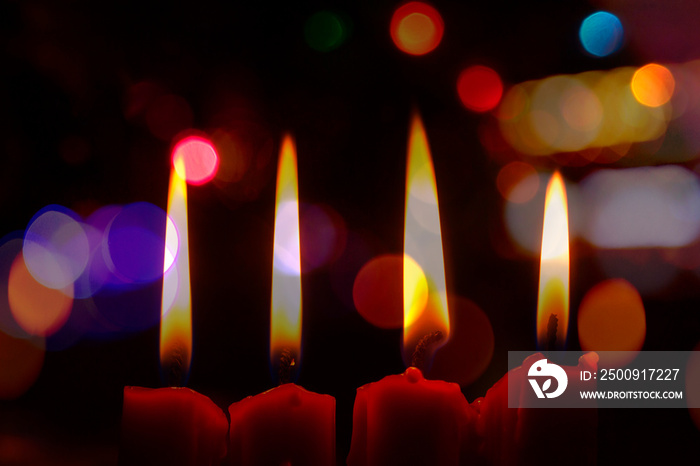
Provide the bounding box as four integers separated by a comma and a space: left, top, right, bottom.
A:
476, 353, 598, 465
120, 386, 228, 466
347, 367, 479, 466
228, 383, 335, 466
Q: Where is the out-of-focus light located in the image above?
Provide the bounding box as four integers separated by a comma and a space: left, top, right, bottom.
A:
581, 166, 700, 248
300, 204, 347, 271
172, 136, 219, 186
23, 206, 89, 290
352, 254, 405, 329
631, 64, 675, 107
504, 172, 549, 255
579, 11, 624, 57
427, 296, 494, 387
560, 82, 603, 131
8, 253, 73, 337
105, 202, 168, 284
457, 65, 503, 113
497, 161, 539, 204
597, 249, 677, 295
76, 205, 123, 297
390, 2, 444, 56
0, 236, 32, 339
0, 332, 44, 400
497, 68, 670, 157
578, 279, 645, 367
304, 11, 348, 52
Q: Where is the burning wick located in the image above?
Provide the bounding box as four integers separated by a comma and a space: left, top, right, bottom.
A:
546, 313, 559, 352
411, 331, 444, 371
162, 342, 188, 388
278, 348, 296, 385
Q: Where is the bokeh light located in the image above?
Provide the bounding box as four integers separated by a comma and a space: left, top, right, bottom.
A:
403, 254, 430, 329
77, 205, 124, 297
210, 121, 276, 206
560, 82, 603, 131
352, 254, 404, 329
390, 2, 444, 56
497, 68, 670, 157
631, 63, 675, 107
581, 166, 700, 248
0, 235, 33, 339
496, 162, 539, 203
304, 11, 348, 52
0, 332, 45, 399
91, 281, 161, 332
8, 252, 73, 337
579, 11, 624, 57
70, 223, 103, 299
330, 231, 374, 312
457, 65, 503, 112
105, 202, 168, 284
578, 279, 645, 367
23, 206, 89, 290
300, 204, 347, 271
503, 172, 548, 255
596, 249, 678, 295
427, 296, 494, 387
171, 136, 219, 186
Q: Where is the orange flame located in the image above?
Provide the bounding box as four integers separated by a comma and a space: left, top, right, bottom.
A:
270, 135, 302, 367
403, 112, 450, 358
160, 158, 192, 381
537, 171, 570, 349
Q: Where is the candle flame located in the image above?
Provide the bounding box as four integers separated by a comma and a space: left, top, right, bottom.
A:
537, 171, 570, 349
403, 112, 450, 360
160, 158, 192, 384
270, 135, 302, 370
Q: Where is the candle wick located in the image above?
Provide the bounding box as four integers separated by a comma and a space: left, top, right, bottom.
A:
164, 347, 185, 388
411, 331, 444, 372
279, 348, 295, 385
546, 313, 558, 352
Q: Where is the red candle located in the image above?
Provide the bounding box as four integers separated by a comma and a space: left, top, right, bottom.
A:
229, 383, 335, 465
120, 160, 228, 465
475, 172, 598, 465
347, 367, 478, 466
475, 352, 598, 465
348, 113, 479, 465
228, 135, 335, 466
121, 387, 228, 465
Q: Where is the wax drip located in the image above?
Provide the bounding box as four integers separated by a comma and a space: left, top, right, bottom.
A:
279, 348, 296, 385
411, 331, 444, 371
546, 313, 558, 352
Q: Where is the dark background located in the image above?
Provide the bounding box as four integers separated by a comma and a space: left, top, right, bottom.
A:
0, 0, 698, 464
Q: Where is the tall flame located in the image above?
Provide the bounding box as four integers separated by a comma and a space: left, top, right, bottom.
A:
270, 135, 302, 369
537, 171, 570, 349
403, 112, 450, 360
160, 158, 192, 384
